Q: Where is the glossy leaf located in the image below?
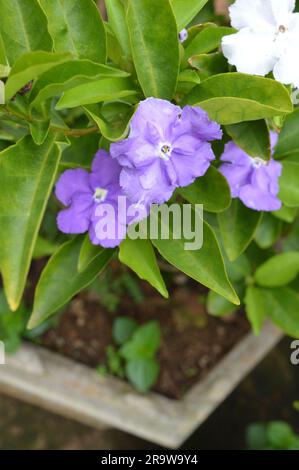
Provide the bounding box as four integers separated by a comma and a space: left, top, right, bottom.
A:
255, 252, 299, 288
106, 0, 131, 60
28, 237, 115, 328
279, 161, 299, 207
29, 59, 128, 108
170, 0, 209, 30
29, 118, 50, 145
126, 358, 159, 393
207, 290, 237, 317
186, 73, 293, 125
189, 52, 228, 79
78, 235, 106, 272
39, 0, 106, 63
55, 77, 137, 109
254, 213, 281, 249
259, 287, 299, 337
126, 0, 179, 100
185, 26, 235, 58
245, 286, 266, 335
5, 51, 70, 102
84, 102, 134, 142
151, 210, 239, 305
274, 108, 299, 158
225, 120, 271, 160
0, 0, 52, 65
119, 238, 168, 298
0, 135, 61, 310
218, 199, 262, 261
178, 166, 231, 213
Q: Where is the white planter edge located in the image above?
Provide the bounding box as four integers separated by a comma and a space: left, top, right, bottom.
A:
0, 322, 283, 448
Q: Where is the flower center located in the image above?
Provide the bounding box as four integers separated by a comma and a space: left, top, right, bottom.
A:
278, 24, 287, 33
159, 144, 172, 161
251, 157, 267, 169
93, 187, 108, 203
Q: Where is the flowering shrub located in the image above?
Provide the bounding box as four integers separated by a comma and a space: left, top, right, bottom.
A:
0, 0, 299, 339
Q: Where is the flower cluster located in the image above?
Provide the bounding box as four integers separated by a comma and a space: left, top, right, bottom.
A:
55, 98, 222, 247
110, 98, 222, 209
222, 0, 299, 88
219, 132, 282, 212
55, 98, 283, 247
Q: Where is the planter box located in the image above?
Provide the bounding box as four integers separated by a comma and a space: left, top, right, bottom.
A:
0, 323, 283, 448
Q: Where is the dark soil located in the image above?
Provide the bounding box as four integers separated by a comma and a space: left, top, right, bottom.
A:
40, 272, 250, 399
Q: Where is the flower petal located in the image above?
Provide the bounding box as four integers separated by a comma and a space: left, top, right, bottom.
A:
55, 169, 91, 206
222, 28, 276, 76
181, 106, 222, 141
120, 165, 175, 206
171, 141, 215, 188
57, 194, 94, 234
229, 0, 277, 31
239, 184, 281, 211
273, 35, 299, 88
91, 149, 122, 189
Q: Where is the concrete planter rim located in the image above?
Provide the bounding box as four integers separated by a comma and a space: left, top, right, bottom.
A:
0, 322, 283, 448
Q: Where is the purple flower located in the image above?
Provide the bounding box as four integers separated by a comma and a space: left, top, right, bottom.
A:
179, 29, 188, 43
219, 132, 282, 212
55, 150, 128, 248
110, 98, 222, 207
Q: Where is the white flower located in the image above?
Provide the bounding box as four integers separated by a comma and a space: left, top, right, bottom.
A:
222, 0, 299, 88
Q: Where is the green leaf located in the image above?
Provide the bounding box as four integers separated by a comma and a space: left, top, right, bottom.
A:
272, 205, 298, 223
106, 0, 132, 61
151, 209, 239, 305
178, 166, 231, 213
245, 286, 266, 335
78, 235, 105, 272
126, 0, 179, 100
279, 161, 299, 207
5, 51, 70, 102
246, 423, 268, 450
84, 102, 134, 142
29, 118, 50, 145
55, 77, 137, 109
274, 108, 299, 158
0, 0, 52, 66
225, 120, 271, 160
185, 26, 235, 58
39, 0, 106, 63
225, 253, 251, 282
218, 199, 262, 261
255, 252, 299, 287
207, 290, 237, 317
33, 236, 60, 259
30, 59, 129, 108
0, 135, 61, 310
267, 422, 298, 450
170, 0, 209, 30
259, 287, 299, 337
119, 238, 168, 299
126, 358, 159, 393
254, 213, 281, 249
28, 237, 115, 329
120, 321, 161, 360
185, 73, 293, 125
189, 52, 228, 79
112, 317, 138, 346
